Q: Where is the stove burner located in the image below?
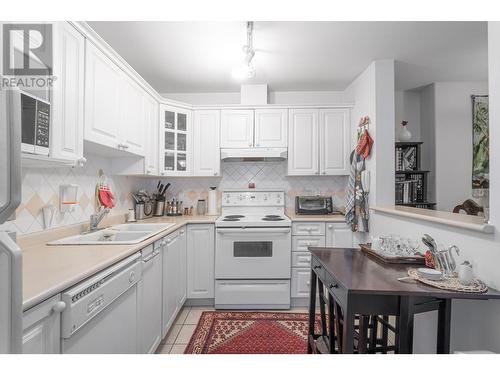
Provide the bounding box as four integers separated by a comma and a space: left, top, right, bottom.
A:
262, 217, 285, 221
222, 218, 241, 221
225, 215, 245, 219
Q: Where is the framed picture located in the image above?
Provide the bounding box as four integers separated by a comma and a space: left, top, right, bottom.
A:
472, 95, 489, 190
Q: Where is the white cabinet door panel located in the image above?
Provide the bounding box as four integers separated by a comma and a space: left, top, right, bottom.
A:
319, 109, 350, 175
144, 95, 159, 175
326, 223, 353, 248
22, 295, 62, 354
84, 41, 121, 148
287, 109, 319, 175
220, 110, 254, 148
120, 77, 145, 156
162, 231, 180, 336
51, 22, 84, 162
187, 224, 215, 299
291, 268, 311, 298
193, 110, 220, 176
254, 109, 287, 148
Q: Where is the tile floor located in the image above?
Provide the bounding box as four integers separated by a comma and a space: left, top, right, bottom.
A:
155, 306, 309, 354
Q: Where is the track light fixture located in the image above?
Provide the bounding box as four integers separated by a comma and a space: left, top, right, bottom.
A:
232, 21, 255, 80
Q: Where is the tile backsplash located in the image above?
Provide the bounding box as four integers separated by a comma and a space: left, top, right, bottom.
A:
2, 158, 347, 236
0, 154, 136, 235
143, 161, 348, 212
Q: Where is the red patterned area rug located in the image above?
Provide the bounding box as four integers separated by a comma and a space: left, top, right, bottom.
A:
184, 311, 318, 354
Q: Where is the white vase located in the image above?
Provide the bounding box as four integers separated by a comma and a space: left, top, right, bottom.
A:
397, 123, 412, 142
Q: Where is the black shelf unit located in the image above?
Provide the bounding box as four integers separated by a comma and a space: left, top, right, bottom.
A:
395, 142, 435, 209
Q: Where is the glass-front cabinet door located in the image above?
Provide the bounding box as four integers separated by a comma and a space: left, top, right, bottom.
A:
159, 105, 192, 176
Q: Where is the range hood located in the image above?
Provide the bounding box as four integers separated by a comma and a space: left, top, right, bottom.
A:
221, 148, 287, 161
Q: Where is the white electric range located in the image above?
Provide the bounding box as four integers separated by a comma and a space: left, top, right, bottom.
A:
215, 190, 292, 310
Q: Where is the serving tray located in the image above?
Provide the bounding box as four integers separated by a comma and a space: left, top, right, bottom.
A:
359, 243, 426, 265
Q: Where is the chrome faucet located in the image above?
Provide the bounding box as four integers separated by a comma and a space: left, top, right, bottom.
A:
89, 208, 110, 232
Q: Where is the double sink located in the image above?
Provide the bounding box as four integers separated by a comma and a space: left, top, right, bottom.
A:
48, 223, 175, 245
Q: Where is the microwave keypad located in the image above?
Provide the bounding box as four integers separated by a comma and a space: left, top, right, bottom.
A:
36, 102, 50, 147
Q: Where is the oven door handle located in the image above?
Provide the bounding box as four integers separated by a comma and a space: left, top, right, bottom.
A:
216, 228, 291, 234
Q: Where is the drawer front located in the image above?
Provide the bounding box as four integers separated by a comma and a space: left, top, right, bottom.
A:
311, 256, 325, 281
292, 222, 325, 236
292, 235, 325, 252
291, 268, 311, 298
323, 270, 347, 307
292, 251, 312, 268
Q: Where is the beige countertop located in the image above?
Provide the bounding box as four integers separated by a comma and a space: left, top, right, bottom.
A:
371, 206, 494, 234
21, 215, 217, 311
20, 212, 346, 311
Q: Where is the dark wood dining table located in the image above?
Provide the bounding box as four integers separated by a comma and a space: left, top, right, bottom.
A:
308, 247, 500, 354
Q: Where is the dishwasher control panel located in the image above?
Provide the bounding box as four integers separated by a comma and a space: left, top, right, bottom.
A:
60, 253, 142, 339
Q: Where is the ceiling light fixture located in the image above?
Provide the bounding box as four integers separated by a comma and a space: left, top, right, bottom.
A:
232, 21, 255, 80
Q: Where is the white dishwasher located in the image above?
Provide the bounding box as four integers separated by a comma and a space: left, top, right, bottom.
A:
61, 253, 142, 354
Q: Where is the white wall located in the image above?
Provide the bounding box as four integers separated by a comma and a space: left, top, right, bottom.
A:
344, 60, 395, 208
395, 90, 421, 142
419, 84, 436, 203
434, 82, 488, 211
162, 90, 349, 105
368, 22, 500, 353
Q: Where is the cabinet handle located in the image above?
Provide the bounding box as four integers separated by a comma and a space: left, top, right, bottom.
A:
306, 281, 310, 286
121, 144, 129, 149
146, 169, 152, 174
248, 142, 252, 147
328, 224, 333, 229
314, 171, 319, 175
322, 171, 326, 175
52, 301, 66, 313
166, 238, 171, 244
180, 229, 185, 234
313, 265, 321, 270
117, 144, 123, 149
329, 283, 338, 289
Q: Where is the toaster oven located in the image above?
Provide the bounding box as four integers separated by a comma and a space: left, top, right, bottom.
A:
295, 196, 335, 215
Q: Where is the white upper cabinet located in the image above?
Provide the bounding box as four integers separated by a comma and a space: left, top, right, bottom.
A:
144, 95, 159, 175
319, 109, 350, 175
50, 22, 85, 163
288, 109, 319, 175
193, 110, 221, 176
84, 41, 122, 149
288, 108, 350, 176
254, 109, 288, 148
120, 76, 146, 156
159, 105, 192, 176
220, 109, 254, 148
84, 40, 147, 156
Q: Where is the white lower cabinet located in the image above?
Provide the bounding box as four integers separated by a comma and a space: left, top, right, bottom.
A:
290, 220, 351, 299
160, 227, 187, 337
326, 223, 353, 248
22, 294, 64, 354
291, 269, 311, 298
139, 244, 162, 354
187, 224, 215, 299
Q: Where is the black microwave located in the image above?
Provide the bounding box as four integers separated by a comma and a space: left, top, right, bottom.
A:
21, 92, 50, 156
295, 196, 335, 215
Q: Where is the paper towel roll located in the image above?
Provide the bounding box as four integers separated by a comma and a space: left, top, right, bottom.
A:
207, 187, 218, 216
